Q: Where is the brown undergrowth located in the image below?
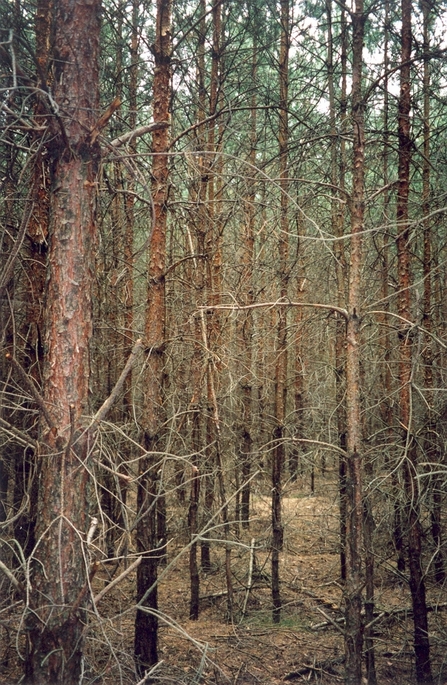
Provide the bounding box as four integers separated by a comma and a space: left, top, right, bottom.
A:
1, 471, 447, 684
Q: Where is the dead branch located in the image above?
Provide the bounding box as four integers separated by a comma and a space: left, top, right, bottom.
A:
0, 559, 26, 597
197, 300, 348, 319
314, 607, 345, 635
92, 338, 143, 426
5, 353, 55, 430
108, 122, 169, 149
0, 416, 37, 449
284, 655, 345, 681
93, 459, 133, 482
89, 96, 121, 143
311, 602, 447, 631
0, 191, 34, 296
93, 556, 142, 606
242, 538, 255, 618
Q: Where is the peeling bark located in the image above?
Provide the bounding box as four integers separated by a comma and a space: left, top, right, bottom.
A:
25, 0, 101, 682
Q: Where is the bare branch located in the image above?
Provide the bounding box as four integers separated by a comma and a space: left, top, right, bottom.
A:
108, 122, 169, 149
5, 353, 55, 430
0, 416, 38, 449
91, 338, 143, 426
0, 191, 34, 296
0, 559, 26, 597
196, 300, 348, 319
89, 96, 122, 143
93, 557, 142, 605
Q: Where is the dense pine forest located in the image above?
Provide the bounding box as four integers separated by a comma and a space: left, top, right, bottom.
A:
1, 0, 447, 682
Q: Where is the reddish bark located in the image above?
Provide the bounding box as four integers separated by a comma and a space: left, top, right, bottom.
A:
134, 0, 172, 674
25, 0, 101, 682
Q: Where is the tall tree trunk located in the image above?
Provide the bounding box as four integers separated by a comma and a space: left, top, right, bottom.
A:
123, 0, 138, 415
344, 2, 365, 683
239, 26, 257, 528
11, 0, 52, 565
420, 0, 444, 587
272, 0, 290, 625
25, 0, 101, 680
337, 3, 349, 583
364, 461, 377, 685
134, 0, 172, 674
205, 0, 223, 543
380, 0, 405, 574
397, 1, 433, 682
327, 0, 348, 582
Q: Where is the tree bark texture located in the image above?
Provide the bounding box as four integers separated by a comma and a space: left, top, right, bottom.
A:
396, 0, 433, 681
25, 0, 101, 681
271, 0, 290, 625
189, 466, 200, 620
135, 0, 172, 674
420, 0, 444, 587
327, 0, 348, 581
344, 3, 365, 683
239, 28, 257, 527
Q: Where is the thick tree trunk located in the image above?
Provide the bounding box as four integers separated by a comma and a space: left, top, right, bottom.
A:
25, 0, 101, 681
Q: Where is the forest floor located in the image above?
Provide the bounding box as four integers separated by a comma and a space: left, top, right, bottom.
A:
2, 470, 447, 684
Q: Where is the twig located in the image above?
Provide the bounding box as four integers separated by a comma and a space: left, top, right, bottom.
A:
93, 556, 141, 605
89, 96, 121, 143
200, 586, 260, 601
0, 559, 26, 597
364, 601, 447, 630
5, 353, 55, 430
86, 517, 99, 546
70, 561, 100, 617
0, 189, 34, 296
313, 607, 345, 635
65, 403, 76, 456
310, 616, 344, 631
109, 122, 169, 149
135, 661, 164, 685
242, 538, 255, 618
284, 655, 345, 681
93, 459, 133, 482
91, 339, 143, 426
196, 300, 348, 319
312, 602, 447, 633
0, 416, 37, 449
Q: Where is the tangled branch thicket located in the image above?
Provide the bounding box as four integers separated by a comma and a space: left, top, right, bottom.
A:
2, 0, 447, 683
